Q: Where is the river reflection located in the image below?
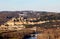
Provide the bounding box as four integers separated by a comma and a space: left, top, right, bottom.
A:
24, 34, 37, 39
25, 36, 37, 39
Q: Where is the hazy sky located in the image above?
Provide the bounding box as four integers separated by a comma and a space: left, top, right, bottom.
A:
0, 0, 60, 12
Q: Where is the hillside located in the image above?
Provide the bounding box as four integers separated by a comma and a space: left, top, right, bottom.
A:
0, 11, 60, 39
0, 11, 60, 26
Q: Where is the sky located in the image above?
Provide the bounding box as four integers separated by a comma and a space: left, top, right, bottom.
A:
0, 0, 60, 12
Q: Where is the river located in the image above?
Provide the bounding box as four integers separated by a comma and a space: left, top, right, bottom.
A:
24, 34, 38, 39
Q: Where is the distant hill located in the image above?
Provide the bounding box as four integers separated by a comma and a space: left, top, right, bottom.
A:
0, 11, 60, 25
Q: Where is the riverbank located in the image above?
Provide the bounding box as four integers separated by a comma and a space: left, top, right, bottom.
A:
0, 28, 36, 39
37, 28, 60, 39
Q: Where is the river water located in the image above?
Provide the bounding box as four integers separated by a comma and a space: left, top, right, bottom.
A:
24, 34, 37, 39
26, 36, 37, 39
